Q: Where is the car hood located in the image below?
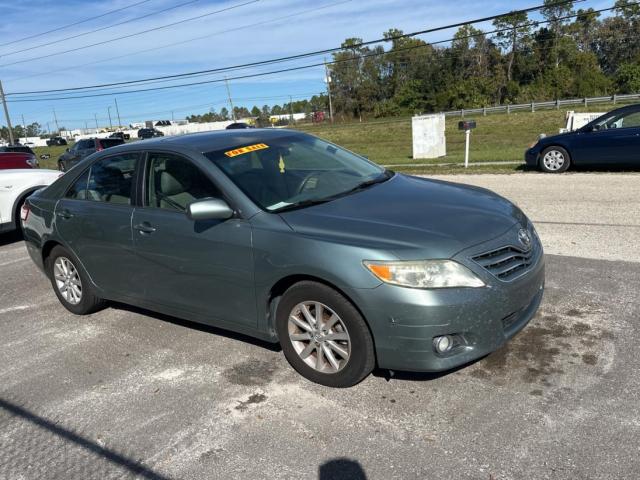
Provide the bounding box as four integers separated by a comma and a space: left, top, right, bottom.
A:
279, 173, 527, 259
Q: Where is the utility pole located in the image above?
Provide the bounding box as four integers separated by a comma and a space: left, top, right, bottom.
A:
324, 58, 334, 123
53, 108, 60, 133
0, 79, 16, 145
289, 95, 294, 124
107, 106, 113, 130
84, 121, 88, 132
94, 113, 99, 130
114, 98, 122, 128
224, 77, 236, 121
21, 114, 26, 143
46, 122, 50, 134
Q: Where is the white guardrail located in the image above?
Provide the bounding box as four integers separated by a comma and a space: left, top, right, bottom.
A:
441, 93, 640, 118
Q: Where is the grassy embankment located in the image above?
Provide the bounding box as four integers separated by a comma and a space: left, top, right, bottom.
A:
35, 103, 625, 173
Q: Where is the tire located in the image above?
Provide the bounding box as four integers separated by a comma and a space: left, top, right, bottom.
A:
540, 146, 571, 173
276, 281, 375, 388
46, 245, 106, 315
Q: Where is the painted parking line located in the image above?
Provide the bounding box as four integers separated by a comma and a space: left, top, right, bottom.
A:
0, 305, 31, 315
0, 257, 29, 267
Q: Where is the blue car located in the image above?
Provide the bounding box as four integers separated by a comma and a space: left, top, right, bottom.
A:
526, 104, 640, 172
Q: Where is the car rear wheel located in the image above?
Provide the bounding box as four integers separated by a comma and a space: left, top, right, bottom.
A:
47, 245, 106, 315
540, 146, 571, 173
276, 281, 375, 387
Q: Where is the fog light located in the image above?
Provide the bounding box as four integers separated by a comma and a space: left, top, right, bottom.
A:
433, 335, 453, 354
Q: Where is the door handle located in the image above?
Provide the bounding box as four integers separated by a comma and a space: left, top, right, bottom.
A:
134, 222, 156, 234
57, 209, 74, 220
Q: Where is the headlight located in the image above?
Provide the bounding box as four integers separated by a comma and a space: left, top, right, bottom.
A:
364, 260, 485, 289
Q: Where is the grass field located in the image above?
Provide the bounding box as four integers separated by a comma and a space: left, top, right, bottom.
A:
32, 103, 626, 174
296, 109, 577, 173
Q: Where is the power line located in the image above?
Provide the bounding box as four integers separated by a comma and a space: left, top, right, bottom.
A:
0, 0, 202, 58
3, 0, 353, 84
0, 0, 155, 48
3, 0, 579, 94
8, 1, 623, 104
0, 0, 262, 68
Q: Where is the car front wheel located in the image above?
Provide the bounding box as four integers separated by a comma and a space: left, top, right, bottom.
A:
540, 146, 571, 173
276, 281, 375, 387
47, 245, 106, 315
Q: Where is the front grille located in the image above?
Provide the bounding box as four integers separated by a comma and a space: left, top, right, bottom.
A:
472, 244, 535, 281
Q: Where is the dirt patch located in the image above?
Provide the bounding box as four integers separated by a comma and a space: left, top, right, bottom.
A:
223, 359, 278, 386
467, 308, 612, 389
235, 393, 268, 411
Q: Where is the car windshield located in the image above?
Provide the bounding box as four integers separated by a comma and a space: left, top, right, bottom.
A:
205, 134, 389, 212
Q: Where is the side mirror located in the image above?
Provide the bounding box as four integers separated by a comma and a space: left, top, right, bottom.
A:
186, 198, 233, 221
65, 148, 70, 152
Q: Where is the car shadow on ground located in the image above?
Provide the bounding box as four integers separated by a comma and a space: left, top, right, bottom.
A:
0, 230, 23, 247
109, 302, 282, 353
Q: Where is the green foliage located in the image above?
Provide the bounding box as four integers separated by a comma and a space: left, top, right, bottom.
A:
616, 63, 640, 93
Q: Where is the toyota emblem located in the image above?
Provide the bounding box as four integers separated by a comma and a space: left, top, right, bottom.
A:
518, 228, 532, 249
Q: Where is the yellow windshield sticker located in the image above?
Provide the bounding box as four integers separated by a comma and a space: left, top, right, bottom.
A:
225, 143, 269, 157
279, 154, 285, 173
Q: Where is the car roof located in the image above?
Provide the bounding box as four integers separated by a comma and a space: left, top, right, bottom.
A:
118, 128, 303, 153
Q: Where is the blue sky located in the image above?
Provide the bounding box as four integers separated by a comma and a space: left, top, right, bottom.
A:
0, 0, 611, 130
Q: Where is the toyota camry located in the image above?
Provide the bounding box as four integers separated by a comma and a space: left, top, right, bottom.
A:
22, 129, 544, 387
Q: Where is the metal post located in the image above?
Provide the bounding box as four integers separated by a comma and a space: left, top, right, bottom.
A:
94, 113, 99, 129
0, 80, 15, 145
531, 102, 535, 113
21, 114, 26, 143
289, 95, 294, 124
53, 108, 60, 132
107, 106, 113, 130
324, 59, 334, 123
464, 130, 471, 168
114, 98, 122, 128
224, 77, 236, 121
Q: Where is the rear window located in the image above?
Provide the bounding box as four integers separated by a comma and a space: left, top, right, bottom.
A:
0, 146, 33, 154
98, 138, 124, 149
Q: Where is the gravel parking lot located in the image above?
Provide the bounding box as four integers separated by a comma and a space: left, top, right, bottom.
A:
1, 173, 639, 480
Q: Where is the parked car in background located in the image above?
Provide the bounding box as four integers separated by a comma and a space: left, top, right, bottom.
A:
138, 128, 164, 139
226, 122, 252, 129
22, 129, 544, 387
0, 152, 39, 169
47, 136, 68, 147
0, 169, 60, 233
57, 137, 125, 171
526, 103, 640, 172
0, 145, 36, 155
109, 131, 131, 141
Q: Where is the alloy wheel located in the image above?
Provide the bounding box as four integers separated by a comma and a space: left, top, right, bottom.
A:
542, 150, 565, 171
53, 256, 82, 305
288, 301, 351, 374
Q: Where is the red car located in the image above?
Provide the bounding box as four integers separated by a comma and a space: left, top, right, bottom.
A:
0, 152, 39, 169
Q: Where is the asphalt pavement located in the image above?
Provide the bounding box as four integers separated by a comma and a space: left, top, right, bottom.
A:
1, 173, 639, 479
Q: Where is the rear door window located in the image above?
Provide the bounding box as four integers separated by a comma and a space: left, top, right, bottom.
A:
85, 153, 139, 204
66, 169, 91, 200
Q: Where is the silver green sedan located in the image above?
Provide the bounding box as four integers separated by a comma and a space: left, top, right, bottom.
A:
22, 129, 544, 387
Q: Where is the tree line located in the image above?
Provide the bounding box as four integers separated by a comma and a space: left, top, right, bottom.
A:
190, 0, 640, 122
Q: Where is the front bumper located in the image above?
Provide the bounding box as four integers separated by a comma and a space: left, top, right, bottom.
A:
525, 147, 540, 166
347, 224, 545, 372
